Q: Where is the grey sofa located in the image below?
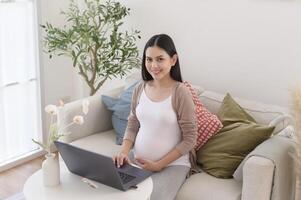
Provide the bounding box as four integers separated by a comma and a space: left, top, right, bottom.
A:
58, 81, 295, 200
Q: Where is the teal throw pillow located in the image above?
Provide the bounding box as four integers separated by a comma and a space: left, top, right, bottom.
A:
102, 82, 138, 144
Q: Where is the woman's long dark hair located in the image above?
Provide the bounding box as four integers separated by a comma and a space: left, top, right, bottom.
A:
141, 34, 182, 82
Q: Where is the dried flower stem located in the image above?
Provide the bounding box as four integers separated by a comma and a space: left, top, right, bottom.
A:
32, 100, 88, 155
46, 115, 54, 155
291, 83, 301, 187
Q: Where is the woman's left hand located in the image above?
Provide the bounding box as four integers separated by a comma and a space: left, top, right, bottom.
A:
135, 157, 163, 172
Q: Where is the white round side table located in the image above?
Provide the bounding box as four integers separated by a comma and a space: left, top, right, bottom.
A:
23, 161, 153, 200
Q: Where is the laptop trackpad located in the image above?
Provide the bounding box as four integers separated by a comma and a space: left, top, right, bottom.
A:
117, 164, 150, 177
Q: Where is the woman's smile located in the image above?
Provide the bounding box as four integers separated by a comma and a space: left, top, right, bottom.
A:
151, 69, 162, 75
145, 46, 177, 81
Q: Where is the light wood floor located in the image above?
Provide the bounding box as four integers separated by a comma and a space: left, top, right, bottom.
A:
0, 156, 44, 199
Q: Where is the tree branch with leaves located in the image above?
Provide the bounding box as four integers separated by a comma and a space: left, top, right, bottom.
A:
42, 0, 141, 95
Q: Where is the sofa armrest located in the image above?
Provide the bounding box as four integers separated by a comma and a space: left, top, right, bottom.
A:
269, 114, 294, 135
235, 133, 295, 200
58, 86, 124, 143
241, 156, 274, 200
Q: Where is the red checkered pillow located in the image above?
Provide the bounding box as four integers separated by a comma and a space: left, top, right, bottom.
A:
183, 81, 223, 150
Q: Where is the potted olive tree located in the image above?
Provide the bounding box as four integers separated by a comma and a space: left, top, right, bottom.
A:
42, 0, 141, 95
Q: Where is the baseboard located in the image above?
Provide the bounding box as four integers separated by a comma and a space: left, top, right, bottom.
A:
0, 149, 45, 173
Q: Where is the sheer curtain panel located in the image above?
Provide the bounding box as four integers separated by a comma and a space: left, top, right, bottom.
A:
0, 0, 42, 164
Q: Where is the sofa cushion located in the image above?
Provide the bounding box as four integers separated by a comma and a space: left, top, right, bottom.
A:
176, 172, 241, 200
102, 82, 138, 144
197, 93, 275, 178
199, 90, 287, 126
70, 130, 122, 157
183, 81, 223, 150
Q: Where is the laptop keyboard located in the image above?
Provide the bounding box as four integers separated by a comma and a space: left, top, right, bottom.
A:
118, 172, 135, 184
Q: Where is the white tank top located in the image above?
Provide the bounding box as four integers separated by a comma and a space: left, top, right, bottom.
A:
133, 89, 190, 167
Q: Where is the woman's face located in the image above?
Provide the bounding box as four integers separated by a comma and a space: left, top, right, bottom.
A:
145, 46, 177, 82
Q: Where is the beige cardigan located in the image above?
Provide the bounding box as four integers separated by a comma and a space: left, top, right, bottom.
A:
124, 81, 198, 171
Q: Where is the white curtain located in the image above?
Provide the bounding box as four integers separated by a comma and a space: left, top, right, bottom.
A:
0, 0, 41, 163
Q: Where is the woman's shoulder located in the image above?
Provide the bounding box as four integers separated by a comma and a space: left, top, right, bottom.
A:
171, 81, 193, 104
172, 81, 195, 111
132, 80, 145, 92
174, 82, 192, 96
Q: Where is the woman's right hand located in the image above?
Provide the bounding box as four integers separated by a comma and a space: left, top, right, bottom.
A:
113, 152, 131, 168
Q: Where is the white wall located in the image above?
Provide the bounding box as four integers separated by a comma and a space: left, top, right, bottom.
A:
119, 0, 301, 107
39, 0, 301, 108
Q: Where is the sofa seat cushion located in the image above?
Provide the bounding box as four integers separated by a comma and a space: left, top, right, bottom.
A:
70, 129, 122, 157
176, 172, 242, 200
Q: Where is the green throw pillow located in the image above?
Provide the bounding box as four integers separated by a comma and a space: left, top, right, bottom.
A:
197, 93, 275, 178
